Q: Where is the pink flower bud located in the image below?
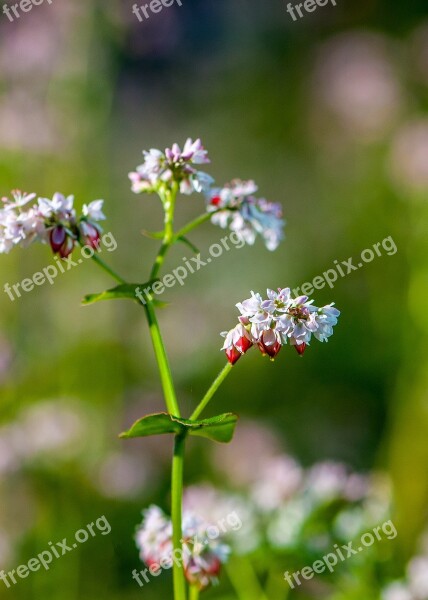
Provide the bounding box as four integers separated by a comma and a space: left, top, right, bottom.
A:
235, 335, 253, 354
79, 221, 100, 250
58, 235, 75, 259
184, 554, 222, 590
49, 226, 67, 253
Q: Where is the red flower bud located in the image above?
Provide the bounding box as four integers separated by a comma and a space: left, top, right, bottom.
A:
225, 346, 242, 365
257, 330, 282, 359
294, 343, 307, 356
210, 195, 221, 207
235, 335, 253, 354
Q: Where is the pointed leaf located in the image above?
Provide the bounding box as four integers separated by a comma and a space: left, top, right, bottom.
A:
82, 281, 157, 306
119, 412, 238, 444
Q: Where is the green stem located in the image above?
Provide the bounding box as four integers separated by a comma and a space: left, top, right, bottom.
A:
174, 212, 213, 241
89, 252, 125, 284
171, 434, 187, 600
189, 585, 200, 600
144, 299, 180, 417
150, 242, 170, 280
190, 362, 233, 420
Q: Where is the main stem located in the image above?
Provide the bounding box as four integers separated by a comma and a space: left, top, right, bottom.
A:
172, 434, 187, 600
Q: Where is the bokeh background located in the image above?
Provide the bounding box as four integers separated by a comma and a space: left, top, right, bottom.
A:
1, 0, 428, 598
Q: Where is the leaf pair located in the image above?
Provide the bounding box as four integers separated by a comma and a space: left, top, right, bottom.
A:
120, 412, 238, 444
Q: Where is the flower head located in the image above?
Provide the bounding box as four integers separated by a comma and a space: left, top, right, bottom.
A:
207, 180, 285, 251
0, 191, 105, 258
135, 505, 230, 590
222, 288, 340, 362
129, 138, 213, 196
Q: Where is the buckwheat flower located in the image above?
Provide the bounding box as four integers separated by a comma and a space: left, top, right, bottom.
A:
408, 556, 428, 599
382, 582, 413, 600
0, 191, 106, 258
222, 288, 340, 360
82, 199, 105, 222
129, 138, 213, 196
182, 512, 230, 591
135, 506, 173, 568
221, 323, 253, 365
207, 180, 285, 251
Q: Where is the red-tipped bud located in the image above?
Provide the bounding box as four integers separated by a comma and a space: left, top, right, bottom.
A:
294, 343, 307, 356
235, 335, 253, 354
49, 226, 67, 253
257, 330, 282, 359
210, 195, 221, 207
225, 346, 241, 365
79, 221, 100, 250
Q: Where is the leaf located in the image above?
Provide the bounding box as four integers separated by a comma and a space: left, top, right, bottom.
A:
142, 230, 164, 239
177, 236, 200, 254
82, 281, 157, 306
119, 412, 239, 444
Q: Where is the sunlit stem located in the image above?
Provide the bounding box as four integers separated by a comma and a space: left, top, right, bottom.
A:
190, 362, 233, 421
171, 434, 187, 600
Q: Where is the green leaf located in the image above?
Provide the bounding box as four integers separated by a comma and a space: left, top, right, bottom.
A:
82, 281, 157, 306
119, 412, 238, 444
142, 230, 164, 239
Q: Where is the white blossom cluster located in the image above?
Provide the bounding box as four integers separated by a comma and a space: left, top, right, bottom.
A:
0, 191, 105, 258
135, 505, 230, 590
221, 287, 340, 363
129, 138, 213, 196
206, 179, 285, 251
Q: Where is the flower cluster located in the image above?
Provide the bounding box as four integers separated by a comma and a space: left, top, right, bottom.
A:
221, 288, 340, 363
207, 179, 285, 251
0, 191, 105, 258
135, 506, 230, 590
129, 138, 213, 196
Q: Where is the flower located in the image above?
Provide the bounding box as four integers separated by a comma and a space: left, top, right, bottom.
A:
129, 138, 213, 196
135, 505, 230, 590
207, 180, 285, 251
220, 323, 253, 365
135, 506, 173, 569
0, 191, 105, 258
221, 288, 340, 362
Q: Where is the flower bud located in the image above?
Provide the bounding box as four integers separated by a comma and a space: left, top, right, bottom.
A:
58, 235, 75, 259
49, 226, 67, 253
79, 221, 100, 250
225, 346, 242, 365
294, 342, 307, 356
257, 329, 282, 359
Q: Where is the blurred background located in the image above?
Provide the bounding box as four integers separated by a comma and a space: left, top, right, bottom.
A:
1, 0, 428, 598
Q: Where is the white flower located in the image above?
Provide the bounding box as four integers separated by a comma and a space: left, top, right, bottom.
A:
408, 556, 428, 599
130, 138, 212, 196
222, 288, 340, 360
37, 193, 75, 220
135, 506, 173, 568
207, 180, 285, 251
135, 505, 230, 590
382, 582, 413, 600
82, 200, 105, 221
